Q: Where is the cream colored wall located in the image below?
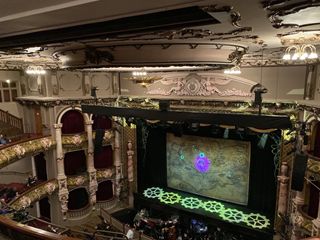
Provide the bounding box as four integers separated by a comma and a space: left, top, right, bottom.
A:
0, 157, 33, 184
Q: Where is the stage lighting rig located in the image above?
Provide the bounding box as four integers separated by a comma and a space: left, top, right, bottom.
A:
287, 147, 298, 156
189, 123, 199, 132
211, 124, 220, 134
284, 138, 297, 145
126, 117, 135, 127
286, 128, 296, 135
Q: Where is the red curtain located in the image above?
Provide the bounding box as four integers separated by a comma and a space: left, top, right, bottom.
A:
92, 115, 112, 130
314, 124, 320, 158
64, 150, 87, 175
308, 181, 320, 218
34, 152, 47, 181
61, 110, 85, 134
68, 188, 89, 210
94, 145, 113, 169
96, 181, 113, 201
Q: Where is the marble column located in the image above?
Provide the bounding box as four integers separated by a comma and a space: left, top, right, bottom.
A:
291, 184, 305, 240
312, 192, 320, 236
54, 123, 69, 220
86, 120, 98, 210
278, 162, 289, 215
113, 117, 122, 198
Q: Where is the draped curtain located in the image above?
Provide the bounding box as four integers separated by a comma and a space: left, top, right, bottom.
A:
92, 115, 112, 130
96, 180, 113, 201
61, 110, 85, 134
94, 145, 113, 169
68, 188, 89, 210
64, 150, 87, 175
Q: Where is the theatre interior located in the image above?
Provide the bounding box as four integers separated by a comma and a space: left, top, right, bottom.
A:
0, 0, 320, 240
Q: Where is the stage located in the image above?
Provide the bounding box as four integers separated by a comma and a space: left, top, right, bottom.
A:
134, 187, 274, 240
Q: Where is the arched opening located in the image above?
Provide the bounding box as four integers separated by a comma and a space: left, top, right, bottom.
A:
61, 110, 85, 134
39, 196, 50, 220
34, 152, 47, 182
68, 188, 89, 210
96, 180, 113, 201
64, 150, 87, 176
94, 145, 113, 169
92, 115, 112, 130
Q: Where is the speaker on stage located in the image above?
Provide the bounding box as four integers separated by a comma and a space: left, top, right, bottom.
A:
291, 153, 308, 191
94, 128, 105, 153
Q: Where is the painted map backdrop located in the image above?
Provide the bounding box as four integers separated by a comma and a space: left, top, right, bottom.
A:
167, 133, 251, 205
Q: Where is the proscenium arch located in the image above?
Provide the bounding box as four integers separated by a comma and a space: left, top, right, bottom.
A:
56, 106, 90, 124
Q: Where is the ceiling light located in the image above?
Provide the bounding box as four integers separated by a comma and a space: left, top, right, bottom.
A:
283, 44, 318, 61
6, 79, 10, 83
26, 66, 46, 75
224, 65, 241, 74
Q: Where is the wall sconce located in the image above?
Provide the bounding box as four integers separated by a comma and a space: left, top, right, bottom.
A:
224, 65, 241, 74
283, 44, 318, 60
26, 66, 46, 75
124, 70, 162, 86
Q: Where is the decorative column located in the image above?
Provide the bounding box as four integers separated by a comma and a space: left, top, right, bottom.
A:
54, 123, 68, 221
86, 120, 98, 211
127, 140, 135, 207
312, 192, 320, 236
291, 186, 305, 240
113, 117, 122, 200
277, 162, 289, 215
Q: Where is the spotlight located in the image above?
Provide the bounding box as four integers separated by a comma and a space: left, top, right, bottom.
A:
126, 117, 134, 127
300, 122, 306, 135
90, 86, 99, 98
284, 138, 297, 145
236, 126, 246, 134
287, 147, 298, 156
257, 133, 268, 149
189, 123, 199, 132
303, 135, 308, 145
211, 124, 220, 134
223, 128, 229, 139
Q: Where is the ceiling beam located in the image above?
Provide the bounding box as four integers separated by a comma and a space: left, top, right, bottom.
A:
81, 105, 292, 129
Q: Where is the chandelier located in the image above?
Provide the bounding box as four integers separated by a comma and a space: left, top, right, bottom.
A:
26, 66, 46, 75
224, 65, 241, 74
124, 70, 162, 86
283, 44, 318, 60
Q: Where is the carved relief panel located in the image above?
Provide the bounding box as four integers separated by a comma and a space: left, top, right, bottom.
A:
57, 71, 83, 97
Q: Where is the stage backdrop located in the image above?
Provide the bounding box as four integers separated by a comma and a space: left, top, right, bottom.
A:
167, 133, 251, 205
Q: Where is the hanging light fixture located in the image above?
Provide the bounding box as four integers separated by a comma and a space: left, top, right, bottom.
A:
124, 69, 162, 86
26, 66, 46, 75
224, 65, 241, 74
283, 44, 318, 60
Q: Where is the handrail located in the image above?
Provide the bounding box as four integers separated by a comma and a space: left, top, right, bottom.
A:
0, 171, 29, 176
0, 134, 51, 150
0, 109, 23, 131
93, 230, 128, 240
298, 204, 314, 221
305, 150, 320, 162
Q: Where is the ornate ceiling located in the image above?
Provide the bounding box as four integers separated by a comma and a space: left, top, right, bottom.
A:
0, 0, 319, 71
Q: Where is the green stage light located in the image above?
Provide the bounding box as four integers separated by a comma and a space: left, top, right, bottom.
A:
143, 187, 164, 199
244, 213, 270, 229
219, 208, 245, 223
181, 197, 203, 209
159, 192, 181, 204
202, 200, 224, 213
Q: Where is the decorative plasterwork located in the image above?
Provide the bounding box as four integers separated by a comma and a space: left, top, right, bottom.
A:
84, 45, 114, 65
67, 173, 89, 188
9, 179, 58, 211
146, 73, 252, 97
61, 132, 88, 149
96, 166, 116, 181
263, 0, 320, 28
0, 136, 56, 170
277, 31, 320, 45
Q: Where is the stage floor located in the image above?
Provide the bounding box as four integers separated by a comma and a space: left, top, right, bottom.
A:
134, 187, 274, 240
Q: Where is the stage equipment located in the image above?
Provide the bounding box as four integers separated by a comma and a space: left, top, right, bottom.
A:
211, 124, 220, 134
159, 100, 170, 111
189, 123, 199, 131
82, 105, 292, 129
291, 154, 308, 191
94, 128, 105, 153
286, 128, 296, 135
223, 128, 229, 139
287, 147, 298, 156
284, 138, 297, 145
126, 117, 135, 127
172, 123, 183, 137
257, 133, 268, 149
303, 135, 308, 145
236, 126, 247, 134
90, 86, 99, 98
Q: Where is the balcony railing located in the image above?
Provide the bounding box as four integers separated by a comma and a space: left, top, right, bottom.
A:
68, 203, 91, 219
96, 195, 117, 211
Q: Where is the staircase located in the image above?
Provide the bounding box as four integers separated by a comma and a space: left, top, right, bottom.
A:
0, 109, 24, 141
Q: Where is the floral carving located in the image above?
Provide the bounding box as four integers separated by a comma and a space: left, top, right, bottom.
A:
13, 145, 25, 159
52, 84, 59, 95
20, 83, 26, 95
103, 169, 113, 178
85, 83, 91, 94
20, 196, 31, 207
104, 131, 112, 140
41, 138, 52, 150
75, 175, 84, 186
45, 182, 56, 195
72, 134, 82, 146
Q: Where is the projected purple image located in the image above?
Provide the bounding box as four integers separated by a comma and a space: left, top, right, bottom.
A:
167, 133, 251, 205
194, 153, 210, 172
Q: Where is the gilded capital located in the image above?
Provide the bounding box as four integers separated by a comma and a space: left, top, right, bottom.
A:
54, 123, 63, 129
86, 120, 94, 125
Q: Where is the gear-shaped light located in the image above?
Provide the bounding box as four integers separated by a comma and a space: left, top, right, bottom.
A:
244, 213, 270, 229
143, 187, 164, 199
202, 201, 225, 213
219, 208, 245, 223
159, 192, 181, 204
181, 197, 203, 209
